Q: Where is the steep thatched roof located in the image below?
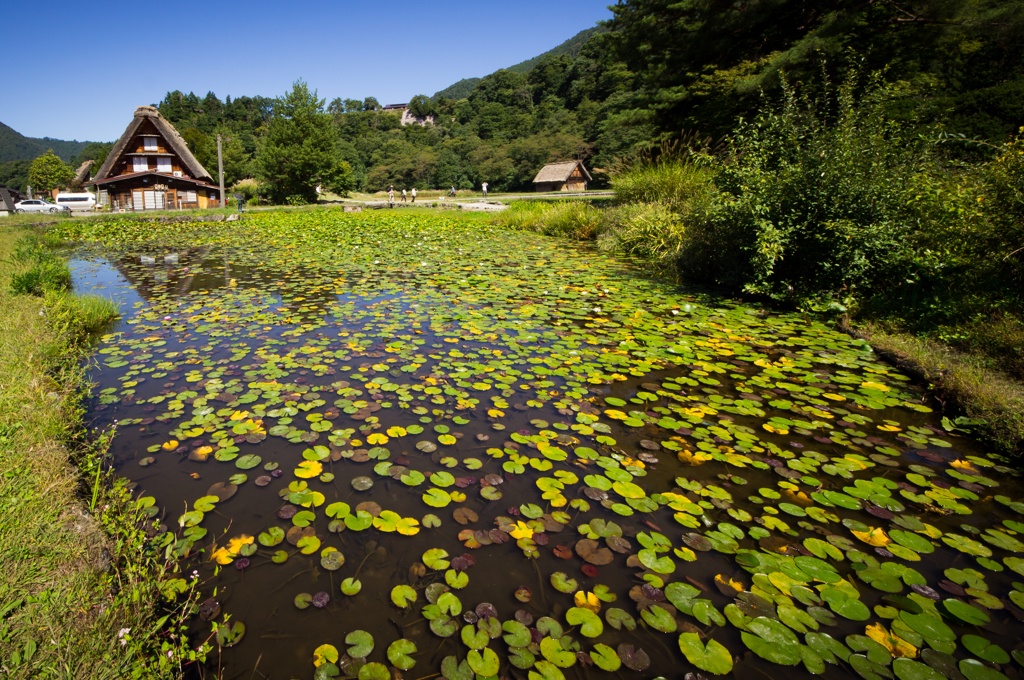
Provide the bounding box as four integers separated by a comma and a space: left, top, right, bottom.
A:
532, 160, 591, 184
73, 159, 94, 185
91, 106, 214, 183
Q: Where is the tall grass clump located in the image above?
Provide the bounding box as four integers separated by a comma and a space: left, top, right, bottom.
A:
46, 292, 120, 341
596, 202, 685, 267
8, 232, 71, 296
494, 201, 603, 240
611, 159, 717, 213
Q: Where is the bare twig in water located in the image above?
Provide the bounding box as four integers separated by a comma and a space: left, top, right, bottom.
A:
248, 654, 263, 680
531, 558, 549, 607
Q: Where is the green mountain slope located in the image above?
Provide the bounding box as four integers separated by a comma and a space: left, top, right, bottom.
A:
0, 121, 44, 163
433, 78, 481, 101
433, 25, 607, 99
506, 25, 607, 74
0, 121, 96, 163
26, 136, 93, 162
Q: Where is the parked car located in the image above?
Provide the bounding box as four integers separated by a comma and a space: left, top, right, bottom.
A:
14, 199, 69, 214
55, 192, 97, 212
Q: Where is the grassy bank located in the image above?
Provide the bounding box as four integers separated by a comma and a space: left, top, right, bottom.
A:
0, 226, 204, 678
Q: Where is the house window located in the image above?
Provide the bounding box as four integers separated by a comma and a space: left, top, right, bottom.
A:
133, 156, 148, 172
157, 157, 172, 173
143, 137, 157, 151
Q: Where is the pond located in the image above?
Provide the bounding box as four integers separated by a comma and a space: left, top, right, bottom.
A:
62, 212, 1024, 680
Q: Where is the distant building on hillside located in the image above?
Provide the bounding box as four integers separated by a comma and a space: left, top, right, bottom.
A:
382, 103, 435, 127
86, 106, 221, 211
532, 160, 591, 192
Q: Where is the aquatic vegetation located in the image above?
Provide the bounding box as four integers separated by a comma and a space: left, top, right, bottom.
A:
61, 212, 1024, 679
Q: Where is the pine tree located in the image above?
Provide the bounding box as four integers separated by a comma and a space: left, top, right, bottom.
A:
256, 80, 353, 203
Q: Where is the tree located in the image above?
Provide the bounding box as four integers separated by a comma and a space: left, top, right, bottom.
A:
408, 95, 439, 119
216, 131, 250, 186
180, 128, 217, 175
71, 142, 113, 172
256, 80, 354, 203
29, 150, 74, 193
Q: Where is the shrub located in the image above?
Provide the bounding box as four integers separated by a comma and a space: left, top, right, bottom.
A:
11, 260, 71, 296
696, 71, 928, 303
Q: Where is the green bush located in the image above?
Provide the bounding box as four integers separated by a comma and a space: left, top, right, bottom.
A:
11, 261, 71, 296
692, 72, 927, 303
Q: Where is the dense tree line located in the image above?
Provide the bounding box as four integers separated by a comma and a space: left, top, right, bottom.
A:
148, 0, 1023, 198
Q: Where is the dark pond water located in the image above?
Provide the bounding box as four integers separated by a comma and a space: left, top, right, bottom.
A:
64, 213, 1024, 680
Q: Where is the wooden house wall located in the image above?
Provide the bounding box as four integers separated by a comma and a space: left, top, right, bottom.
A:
102, 177, 219, 211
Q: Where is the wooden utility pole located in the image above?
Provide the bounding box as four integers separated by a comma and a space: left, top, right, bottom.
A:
217, 134, 224, 208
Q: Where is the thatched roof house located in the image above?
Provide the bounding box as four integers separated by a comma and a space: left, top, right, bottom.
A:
532, 160, 591, 192
87, 106, 221, 211
73, 160, 95, 187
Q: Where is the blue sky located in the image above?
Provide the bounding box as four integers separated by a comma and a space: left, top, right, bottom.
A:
3, 1, 613, 143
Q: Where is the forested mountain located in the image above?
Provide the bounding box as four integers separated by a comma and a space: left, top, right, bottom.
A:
154, 0, 1023, 195
432, 79, 480, 102
431, 26, 608, 101
0, 121, 109, 192
504, 26, 608, 75
0, 121, 98, 163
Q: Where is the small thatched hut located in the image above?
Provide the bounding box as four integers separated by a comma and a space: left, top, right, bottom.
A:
87, 106, 220, 211
532, 160, 591, 192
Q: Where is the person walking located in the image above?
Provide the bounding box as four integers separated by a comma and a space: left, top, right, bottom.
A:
411, 187, 417, 203
401, 188, 407, 203
481, 181, 488, 198
388, 185, 395, 206
449, 185, 456, 198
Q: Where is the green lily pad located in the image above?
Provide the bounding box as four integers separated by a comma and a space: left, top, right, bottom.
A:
467, 648, 499, 677
387, 639, 417, 671
345, 630, 374, 658
678, 633, 734, 675
960, 635, 1009, 664
391, 585, 417, 608
566, 607, 603, 637
589, 644, 621, 671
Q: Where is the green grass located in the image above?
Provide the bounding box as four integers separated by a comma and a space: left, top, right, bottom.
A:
0, 226, 204, 679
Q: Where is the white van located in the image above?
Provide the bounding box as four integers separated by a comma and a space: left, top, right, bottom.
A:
55, 192, 97, 212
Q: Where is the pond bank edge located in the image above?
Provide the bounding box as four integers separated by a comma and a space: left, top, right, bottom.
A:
838, 317, 1024, 462
0, 225, 205, 679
